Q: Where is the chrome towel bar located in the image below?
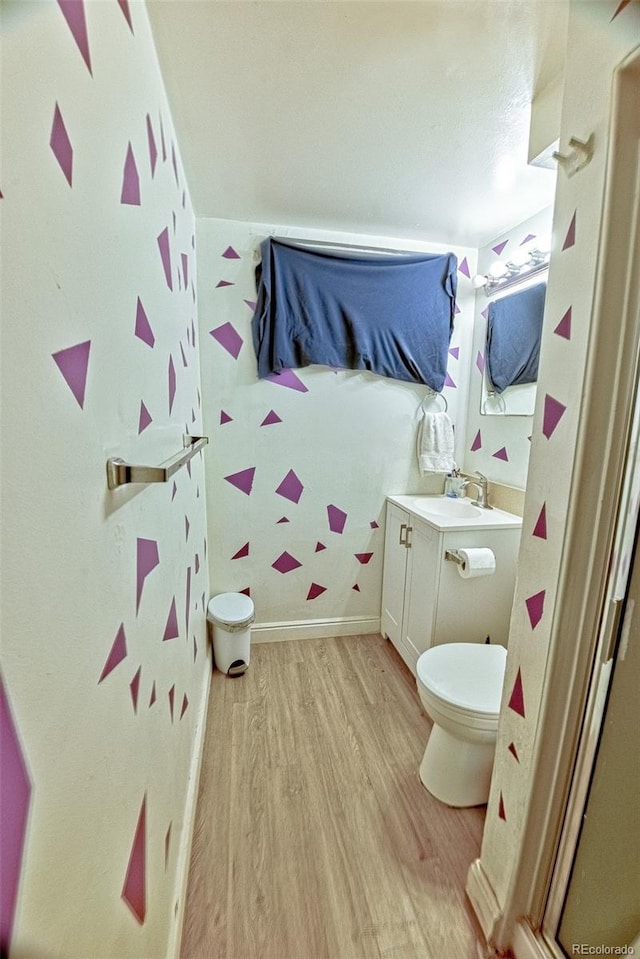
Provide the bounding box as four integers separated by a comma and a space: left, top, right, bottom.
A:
106, 435, 208, 490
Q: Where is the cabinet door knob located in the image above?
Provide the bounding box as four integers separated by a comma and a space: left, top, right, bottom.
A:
399, 523, 407, 546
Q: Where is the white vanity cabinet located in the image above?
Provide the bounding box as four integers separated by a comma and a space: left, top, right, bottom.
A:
381, 496, 522, 676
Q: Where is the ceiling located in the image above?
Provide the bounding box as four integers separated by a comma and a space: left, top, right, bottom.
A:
147, 0, 569, 248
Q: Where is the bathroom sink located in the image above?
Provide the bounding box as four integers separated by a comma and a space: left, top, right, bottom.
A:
403, 496, 481, 519
387, 495, 523, 531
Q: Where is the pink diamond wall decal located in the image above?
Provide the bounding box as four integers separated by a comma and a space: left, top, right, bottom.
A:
507, 742, 520, 762
171, 143, 179, 188
542, 394, 566, 439
181, 253, 188, 288
612, 0, 633, 17
149, 682, 156, 707
533, 504, 547, 539
493, 446, 509, 461
168, 356, 176, 414
327, 504, 347, 534
164, 823, 172, 869
136, 539, 159, 613
520, 233, 536, 245
99, 624, 127, 682
224, 467, 255, 496
475, 352, 485, 374
180, 343, 188, 368
261, 410, 282, 426
121, 142, 140, 205
50, 102, 73, 186
315, 542, 326, 552
157, 228, 173, 290
159, 113, 166, 161
129, 667, 141, 713
216, 280, 234, 288
146, 114, 157, 177
470, 430, 482, 452
498, 791, 506, 821
244, 299, 257, 311
354, 552, 373, 564
272, 551, 302, 574
163, 598, 179, 641
195, 554, 200, 574
562, 212, 576, 250
220, 410, 233, 425
122, 796, 146, 924
507, 668, 525, 717
265, 369, 308, 392
222, 246, 240, 259
52, 340, 91, 409
370, 520, 379, 529
554, 307, 572, 339
352, 583, 360, 591
180, 694, 189, 720
1, 676, 32, 955
240, 587, 251, 596
454, 303, 461, 316
168, 685, 175, 722
184, 516, 190, 541
210, 322, 243, 359
276, 469, 304, 503
185, 568, 191, 635
57, 1, 92, 73
231, 542, 250, 560
492, 240, 508, 256
307, 583, 327, 600
444, 373, 456, 388
458, 257, 470, 278
117, 0, 134, 32
276, 516, 289, 524
135, 298, 154, 347
525, 590, 545, 630
449, 347, 459, 360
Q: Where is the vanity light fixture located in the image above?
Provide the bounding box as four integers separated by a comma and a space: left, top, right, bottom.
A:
472, 241, 551, 295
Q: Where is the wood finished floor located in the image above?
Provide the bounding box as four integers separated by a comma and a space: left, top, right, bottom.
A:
180, 634, 486, 959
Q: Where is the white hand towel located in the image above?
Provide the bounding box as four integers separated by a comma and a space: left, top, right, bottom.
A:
418, 411, 455, 474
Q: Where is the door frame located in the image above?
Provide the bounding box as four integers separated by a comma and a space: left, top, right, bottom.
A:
492, 44, 640, 959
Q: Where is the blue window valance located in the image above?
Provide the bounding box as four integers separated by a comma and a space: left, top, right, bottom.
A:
251, 239, 458, 392
486, 281, 547, 394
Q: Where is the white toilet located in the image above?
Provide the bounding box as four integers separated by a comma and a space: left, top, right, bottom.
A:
416, 642, 507, 807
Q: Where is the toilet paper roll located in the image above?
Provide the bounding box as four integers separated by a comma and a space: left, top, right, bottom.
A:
457, 547, 496, 579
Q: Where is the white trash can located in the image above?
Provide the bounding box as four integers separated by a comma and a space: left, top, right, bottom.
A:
207, 592, 254, 676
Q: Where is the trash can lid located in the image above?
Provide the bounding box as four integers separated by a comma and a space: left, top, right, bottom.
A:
207, 591, 254, 625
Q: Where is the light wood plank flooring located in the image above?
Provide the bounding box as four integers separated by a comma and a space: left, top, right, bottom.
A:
180, 634, 486, 959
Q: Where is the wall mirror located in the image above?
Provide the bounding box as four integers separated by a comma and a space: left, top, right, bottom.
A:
480, 278, 547, 417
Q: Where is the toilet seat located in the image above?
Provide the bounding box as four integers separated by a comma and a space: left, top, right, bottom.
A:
416, 642, 506, 717
207, 592, 255, 632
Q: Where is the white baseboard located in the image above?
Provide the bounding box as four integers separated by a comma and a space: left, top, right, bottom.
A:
251, 615, 381, 644
465, 858, 502, 944
166, 652, 212, 959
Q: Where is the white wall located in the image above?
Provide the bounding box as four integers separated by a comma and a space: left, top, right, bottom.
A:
1, 3, 209, 957
197, 218, 476, 633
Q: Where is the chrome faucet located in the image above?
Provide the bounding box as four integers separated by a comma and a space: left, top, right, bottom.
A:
463, 471, 492, 509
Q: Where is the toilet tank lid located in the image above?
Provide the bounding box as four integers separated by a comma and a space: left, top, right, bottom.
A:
207, 591, 254, 625
417, 643, 507, 714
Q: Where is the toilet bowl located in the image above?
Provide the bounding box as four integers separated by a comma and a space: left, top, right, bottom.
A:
416, 642, 507, 807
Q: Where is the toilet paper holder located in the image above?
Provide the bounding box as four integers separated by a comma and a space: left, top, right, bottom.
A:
445, 549, 466, 568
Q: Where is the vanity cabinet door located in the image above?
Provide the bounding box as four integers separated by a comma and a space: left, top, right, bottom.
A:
403, 519, 441, 669
381, 502, 410, 649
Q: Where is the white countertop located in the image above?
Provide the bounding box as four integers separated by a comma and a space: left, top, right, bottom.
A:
387, 494, 523, 532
